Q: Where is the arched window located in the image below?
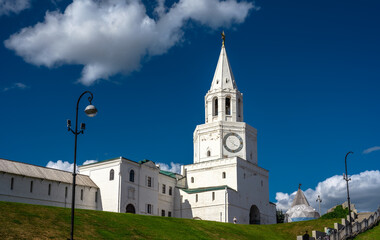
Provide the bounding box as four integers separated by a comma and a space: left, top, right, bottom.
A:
213, 98, 218, 116
207, 150, 211, 157
238, 98, 241, 118
110, 169, 114, 181
226, 97, 231, 115
191, 177, 194, 183
129, 169, 135, 182
222, 172, 226, 179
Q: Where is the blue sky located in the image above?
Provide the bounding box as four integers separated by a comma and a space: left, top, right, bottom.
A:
1, 0, 379, 213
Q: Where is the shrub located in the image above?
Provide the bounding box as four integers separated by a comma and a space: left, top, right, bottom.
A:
321, 205, 349, 219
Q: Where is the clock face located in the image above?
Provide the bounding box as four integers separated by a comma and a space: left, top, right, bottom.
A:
223, 133, 243, 153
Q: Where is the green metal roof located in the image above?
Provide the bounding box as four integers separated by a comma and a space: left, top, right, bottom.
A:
180, 185, 231, 194
138, 159, 155, 164
159, 170, 177, 179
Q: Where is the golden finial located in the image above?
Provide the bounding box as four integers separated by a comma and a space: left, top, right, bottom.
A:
221, 31, 225, 46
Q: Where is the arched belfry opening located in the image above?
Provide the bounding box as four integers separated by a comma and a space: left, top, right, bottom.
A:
249, 205, 260, 224
126, 204, 136, 214
213, 98, 218, 116
225, 97, 231, 115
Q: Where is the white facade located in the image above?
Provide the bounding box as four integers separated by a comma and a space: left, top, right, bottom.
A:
1, 41, 276, 224
79, 157, 177, 217
0, 158, 99, 210
178, 43, 276, 224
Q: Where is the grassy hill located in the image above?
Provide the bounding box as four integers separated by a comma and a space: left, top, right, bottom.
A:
354, 222, 380, 240
0, 201, 346, 239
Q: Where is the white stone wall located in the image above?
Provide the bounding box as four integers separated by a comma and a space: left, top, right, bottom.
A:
157, 173, 176, 217
185, 157, 238, 190
137, 161, 159, 215
79, 159, 121, 212
0, 172, 98, 210
177, 188, 228, 222
79, 158, 176, 217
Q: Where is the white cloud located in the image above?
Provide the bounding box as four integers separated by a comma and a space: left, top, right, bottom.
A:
363, 146, 380, 154
275, 170, 380, 214
2, 82, 29, 92
4, 0, 254, 86
0, 0, 30, 16
46, 160, 75, 172
83, 160, 97, 165
46, 159, 97, 172
157, 162, 182, 174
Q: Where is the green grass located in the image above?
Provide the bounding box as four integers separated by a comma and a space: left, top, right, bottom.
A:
0, 201, 347, 240
354, 222, 380, 240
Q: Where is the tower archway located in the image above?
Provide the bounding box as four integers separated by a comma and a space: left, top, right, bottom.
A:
126, 204, 136, 214
249, 205, 260, 224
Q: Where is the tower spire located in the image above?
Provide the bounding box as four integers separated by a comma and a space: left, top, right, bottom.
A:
209, 32, 237, 91
221, 31, 225, 47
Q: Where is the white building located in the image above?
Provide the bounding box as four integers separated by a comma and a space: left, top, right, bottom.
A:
0, 158, 99, 210
0, 40, 276, 224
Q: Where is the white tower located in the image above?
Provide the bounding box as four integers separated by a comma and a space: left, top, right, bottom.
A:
193, 37, 258, 164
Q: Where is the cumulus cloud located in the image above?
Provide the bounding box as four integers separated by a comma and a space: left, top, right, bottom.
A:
275, 170, 380, 214
83, 160, 97, 165
363, 146, 380, 154
2, 82, 29, 92
157, 162, 182, 174
46, 159, 96, 172
46, 160, 75, 172
4, 0, 254, 86
0, 0, 30, 16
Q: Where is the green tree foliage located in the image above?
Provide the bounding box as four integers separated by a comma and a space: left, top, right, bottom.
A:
321, 205, 349, 219
276, 210, 285, 223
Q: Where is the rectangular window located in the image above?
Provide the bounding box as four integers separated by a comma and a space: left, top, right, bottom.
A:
147, 204, 152, 214
65, 187, 68, 198
169, 186, 172, 196
196, 194, 198, 202
212, 192, 215, 201
161, 209, 165, 217
168, 211, 172, 217
80, 189, 83, 201
10, 177, 14, 190
30, 181, 33, 193
162, 184, 166, 194
95, 191, 98, 203
48, 184, 51, 196
147, 177, 152, 187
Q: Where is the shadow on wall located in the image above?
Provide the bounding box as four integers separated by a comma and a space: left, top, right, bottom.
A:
181, 199, 193, 219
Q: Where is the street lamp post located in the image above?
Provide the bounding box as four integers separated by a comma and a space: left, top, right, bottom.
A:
316, 195, 322, 216
343, 151, 353, 236
67, 91, 98, 240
